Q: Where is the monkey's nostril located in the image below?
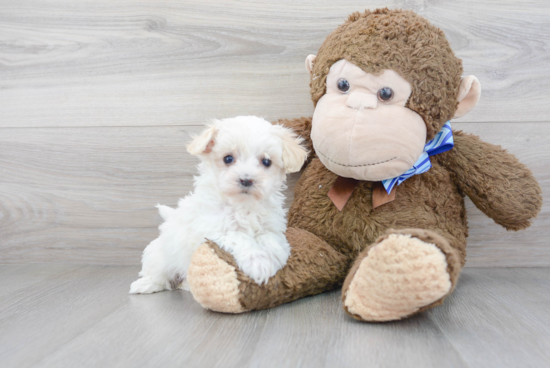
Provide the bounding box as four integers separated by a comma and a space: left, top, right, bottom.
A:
240, 179, 254, 187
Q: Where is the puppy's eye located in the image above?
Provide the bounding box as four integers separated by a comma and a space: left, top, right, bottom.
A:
377, 87, 394, 101
337, 78, 350, 93
261, 158, 272, 168
223, 155, 234, 165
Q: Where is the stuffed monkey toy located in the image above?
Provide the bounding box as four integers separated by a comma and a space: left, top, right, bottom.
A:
186, 8, 542, 321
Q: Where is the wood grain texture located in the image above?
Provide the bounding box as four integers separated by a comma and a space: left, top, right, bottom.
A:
1, 0, 550, 127
0, 123, 550, 266
1, 0, 549, 266
0, 264, 137, 368
0, 125, 301, 264
0, 122, 548, 266
429, 268, 550, 367
0, 265, 548, 368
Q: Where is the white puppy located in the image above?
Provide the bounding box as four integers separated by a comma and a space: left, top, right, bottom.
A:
130, 116, 308, 294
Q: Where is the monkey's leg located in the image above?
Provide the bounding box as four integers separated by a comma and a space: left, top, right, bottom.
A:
186, 227, 351, 313
341, 228, 463, 322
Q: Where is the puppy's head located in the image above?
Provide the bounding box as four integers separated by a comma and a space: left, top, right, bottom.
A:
187, 116, 308, 201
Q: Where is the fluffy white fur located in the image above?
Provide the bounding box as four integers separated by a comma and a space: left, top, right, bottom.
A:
129, 116, 308, 294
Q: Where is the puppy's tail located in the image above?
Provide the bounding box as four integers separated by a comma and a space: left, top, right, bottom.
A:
156, 204, 176, 221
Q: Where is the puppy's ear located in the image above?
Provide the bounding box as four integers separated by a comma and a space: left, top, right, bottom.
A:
272, 125, 309, 173
187, 124, 218, 156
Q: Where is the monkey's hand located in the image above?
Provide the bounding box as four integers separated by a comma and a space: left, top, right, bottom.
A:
439, 131, 542, 231
273, 117, 314, 167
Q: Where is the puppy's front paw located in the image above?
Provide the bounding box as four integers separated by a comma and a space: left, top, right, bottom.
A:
129, 277, 165, 294
238, 251, 278, 285
256, 233, 290, 268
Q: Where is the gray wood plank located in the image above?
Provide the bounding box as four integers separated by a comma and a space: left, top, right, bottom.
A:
33, 271, 466, 368
0, 264, 140, 368
428, 268, 550, 367
0, 264, 80, 304
0, 123, 547, 266
0, 124, 295, 264
1, 266, 548, 368
1, 0, 549, 128
245, 294, 468, 368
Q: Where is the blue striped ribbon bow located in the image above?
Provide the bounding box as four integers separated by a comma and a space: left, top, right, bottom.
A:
381, 121, 453, 194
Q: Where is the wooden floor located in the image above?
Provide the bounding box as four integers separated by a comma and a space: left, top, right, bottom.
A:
0, 265, 548, 368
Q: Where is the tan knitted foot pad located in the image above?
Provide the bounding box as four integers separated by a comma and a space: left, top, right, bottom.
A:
343, 233, 451, 322
187, 244, 246, 313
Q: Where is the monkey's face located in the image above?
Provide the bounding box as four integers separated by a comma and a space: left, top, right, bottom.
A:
311, 59, 427, 181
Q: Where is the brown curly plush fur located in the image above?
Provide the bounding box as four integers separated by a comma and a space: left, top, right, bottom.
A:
310, 8, 463, 140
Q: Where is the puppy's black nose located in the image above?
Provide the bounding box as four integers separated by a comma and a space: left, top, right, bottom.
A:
240, 179, 254, 187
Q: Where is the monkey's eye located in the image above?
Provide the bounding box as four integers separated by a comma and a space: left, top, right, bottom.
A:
377, 87, 394, 101
337, 78, 350, 93
261, 158, 272, 168
223, 155, 234, 165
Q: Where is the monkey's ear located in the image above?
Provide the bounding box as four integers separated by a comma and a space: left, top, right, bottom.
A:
305, 54, 317, 75
453, 76, 481, 119
272, 125, 309, 173
186, 124, 218, 156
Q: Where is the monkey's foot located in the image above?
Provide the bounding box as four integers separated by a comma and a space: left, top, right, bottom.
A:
187, 242, 246, 313
342, 229, 461, 322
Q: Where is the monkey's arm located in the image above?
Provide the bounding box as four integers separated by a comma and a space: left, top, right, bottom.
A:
274, 117, 314, 167
439, 131, 542, 231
